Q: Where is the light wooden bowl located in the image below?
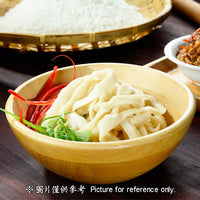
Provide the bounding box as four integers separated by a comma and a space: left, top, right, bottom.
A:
5, 63, 196, 184
0, 0, 171, 52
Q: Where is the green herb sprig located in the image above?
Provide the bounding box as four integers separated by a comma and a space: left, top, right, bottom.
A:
0, 108, 91, 142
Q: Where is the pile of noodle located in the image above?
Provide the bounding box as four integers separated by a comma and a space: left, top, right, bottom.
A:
44, 69, 167, 142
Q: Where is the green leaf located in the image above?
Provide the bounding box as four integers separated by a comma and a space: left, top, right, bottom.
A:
75, 131, 91, 142
39, 112, 71, 126
0, 108, 48, 135
0, 108, 91, 142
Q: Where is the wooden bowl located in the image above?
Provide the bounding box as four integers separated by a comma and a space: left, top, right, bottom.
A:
0, 0, 171, 52
5, 63, 196, 184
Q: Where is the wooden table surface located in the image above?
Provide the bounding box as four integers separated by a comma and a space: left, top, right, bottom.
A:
0, 3, 200, 200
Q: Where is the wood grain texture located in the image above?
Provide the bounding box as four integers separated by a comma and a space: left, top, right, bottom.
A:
145, 56, 200, 111
0, 2, 200, 199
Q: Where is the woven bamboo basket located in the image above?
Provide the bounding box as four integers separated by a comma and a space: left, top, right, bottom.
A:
0, 0, 171, 52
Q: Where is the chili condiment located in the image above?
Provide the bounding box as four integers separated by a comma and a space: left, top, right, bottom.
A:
178, 28, 200, 66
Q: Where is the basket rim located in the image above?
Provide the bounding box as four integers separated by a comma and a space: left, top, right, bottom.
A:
0, 0, 172, 51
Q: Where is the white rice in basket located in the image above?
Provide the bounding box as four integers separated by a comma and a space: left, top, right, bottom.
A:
0, 0, 146, 34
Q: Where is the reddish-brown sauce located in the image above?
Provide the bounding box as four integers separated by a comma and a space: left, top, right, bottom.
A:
178, 28, 200, 66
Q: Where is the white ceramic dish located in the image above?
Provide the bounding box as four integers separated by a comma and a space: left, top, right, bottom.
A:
164, 35, 200, 86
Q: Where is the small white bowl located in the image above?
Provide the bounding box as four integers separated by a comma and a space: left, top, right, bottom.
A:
164, 35, 200, 86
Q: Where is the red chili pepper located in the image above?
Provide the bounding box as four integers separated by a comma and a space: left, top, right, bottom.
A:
35, 105, 52, 125
35, 94, 59, 125
37, 65, 58, 99
52, 55, 76, 80
26, 65, 58, 121
10, 55, 77, 128
183, 38, 190, 42
19, 107, 23, 124
29, 55, 76, 123
180, 46, 185, 49
26, 104, 36, 122
8, 89, 55, 105
39, 83, 68, 100
30, 83, 68, 124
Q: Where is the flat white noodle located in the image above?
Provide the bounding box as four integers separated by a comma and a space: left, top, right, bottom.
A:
44, 68, 167, 142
